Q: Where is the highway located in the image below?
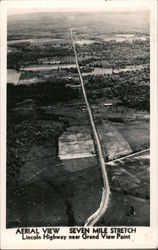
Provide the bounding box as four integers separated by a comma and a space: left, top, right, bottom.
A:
68, 17, 111, 227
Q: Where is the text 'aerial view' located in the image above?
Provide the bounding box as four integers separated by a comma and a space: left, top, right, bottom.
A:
7, 9, 150, 228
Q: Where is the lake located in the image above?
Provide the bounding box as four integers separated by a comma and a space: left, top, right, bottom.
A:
23, 64, 77, 71
7, 38, 67, 45
7, 69, 21, 84
7, 64, 146, 85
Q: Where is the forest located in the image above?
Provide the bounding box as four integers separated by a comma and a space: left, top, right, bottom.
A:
7, 78, 79, 109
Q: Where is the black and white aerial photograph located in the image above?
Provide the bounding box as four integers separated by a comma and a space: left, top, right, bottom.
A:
7, 6, 150, 228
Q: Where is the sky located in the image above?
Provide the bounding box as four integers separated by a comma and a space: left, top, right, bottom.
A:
7, 0, 151, 16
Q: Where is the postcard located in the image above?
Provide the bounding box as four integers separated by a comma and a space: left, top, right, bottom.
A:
0, 0, 157, 249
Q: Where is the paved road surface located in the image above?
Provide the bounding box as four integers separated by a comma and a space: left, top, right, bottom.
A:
68, 17, 111, 227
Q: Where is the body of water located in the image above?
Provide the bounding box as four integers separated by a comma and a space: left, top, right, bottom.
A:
7, 64, 146, 85
8, 38, 66, 45
8, 34, 148, 47
23, 64, 77, 71
7, 69, 21, 84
